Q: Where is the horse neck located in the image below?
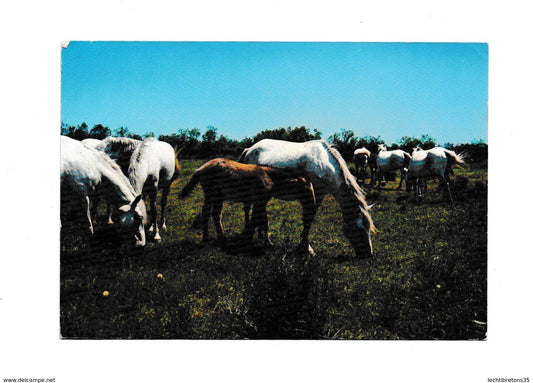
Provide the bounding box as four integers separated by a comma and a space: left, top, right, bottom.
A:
128, 164, 147, 194
97, 156, 135, 205
128, 148, 151, 194
324, 146, 372, 224
322, 146, 351, 190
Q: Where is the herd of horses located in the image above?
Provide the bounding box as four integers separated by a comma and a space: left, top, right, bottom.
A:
60, 135, 465, 259
354, 143, 465, 201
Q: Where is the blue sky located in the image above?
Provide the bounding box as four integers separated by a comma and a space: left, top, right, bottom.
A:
61, 42, 487, 144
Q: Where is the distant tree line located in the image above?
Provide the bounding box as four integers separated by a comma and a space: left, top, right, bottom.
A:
61, 122, 487, 164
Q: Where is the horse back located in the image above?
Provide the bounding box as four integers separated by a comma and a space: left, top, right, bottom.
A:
243, 139, 342, 193
130, 139, 177, 186
195, 158, 272, 202
61, 137, 104, 195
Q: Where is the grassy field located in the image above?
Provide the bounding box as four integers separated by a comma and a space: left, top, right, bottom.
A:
60, 159, 487, 339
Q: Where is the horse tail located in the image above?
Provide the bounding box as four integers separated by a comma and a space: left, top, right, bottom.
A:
178, 171, 200, 199
444, 149, 466, 168
403, 152, 411, 168
173, 146, 183, 179
238, 148, 250, 163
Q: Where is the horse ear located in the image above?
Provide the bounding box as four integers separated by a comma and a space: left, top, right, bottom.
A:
131, 194, 143, 208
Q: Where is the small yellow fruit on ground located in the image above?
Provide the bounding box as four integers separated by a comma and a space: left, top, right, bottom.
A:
102, 290, 110, 297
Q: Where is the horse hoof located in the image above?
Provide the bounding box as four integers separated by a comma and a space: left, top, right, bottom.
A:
297, 244, 314, 255
154, 234, 162, 241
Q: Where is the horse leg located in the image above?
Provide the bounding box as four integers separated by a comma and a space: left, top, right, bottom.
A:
90, 196, 99, 226
415, 179, 423, 202
201, 198, 212, 242
419, 179, 428, 201
211, 199, 225, 242
446, 182, 453, 203
358, 167, 366, 187
149, 189, 161, 241
85, 196, 94, 235
106, 201, 113, 224
361, 166, 368, 187
242, 201, 252, 234
443, 173, 453, 203
299, 194, 323, 255
376, 170, 383, 189
397, 169, 406, 190
160, 185, 170, 231
252, 201, 272, 246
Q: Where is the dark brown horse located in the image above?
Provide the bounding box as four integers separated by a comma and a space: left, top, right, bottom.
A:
178, 158, 315, 246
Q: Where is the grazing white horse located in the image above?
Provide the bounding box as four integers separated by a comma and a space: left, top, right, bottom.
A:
405, 146, 465, 202
374, 144, 411, 190
353, 147, 371, 185
240, 139, 374, 258
128, 137, 181, 241
82, 136, 142, 224
60, 136, 147, 248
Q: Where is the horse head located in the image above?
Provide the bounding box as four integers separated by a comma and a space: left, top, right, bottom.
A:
115, 194, 147, 248
338, 183, 374, 259
378, 144, 387, 153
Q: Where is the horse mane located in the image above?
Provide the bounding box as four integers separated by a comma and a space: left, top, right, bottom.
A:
321, 140, 375, 232
101, 136, 142, 174
103, 136, 141, 154
94, 150, 137, 204
128, 140, 146, 192
127, 137, 160, 192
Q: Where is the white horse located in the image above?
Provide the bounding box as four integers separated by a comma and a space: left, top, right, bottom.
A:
374, 144, 411, 190
240, 139, 374, 258
128, 137, 181, 241
81, 136, 142, 224
60, 136, 147, 248
353, 147, 371, 185
405, 146, 465, 202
